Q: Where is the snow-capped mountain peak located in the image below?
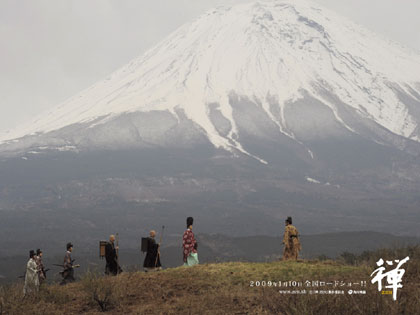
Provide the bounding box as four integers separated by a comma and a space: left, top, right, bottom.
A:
1, 0, 420, 157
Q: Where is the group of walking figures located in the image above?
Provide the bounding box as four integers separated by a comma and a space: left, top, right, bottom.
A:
23, 242, 80, 296
141, 216, 301, 269
138, 216, 200, 272
23, 216, 301, 293
23, 249, 47, 296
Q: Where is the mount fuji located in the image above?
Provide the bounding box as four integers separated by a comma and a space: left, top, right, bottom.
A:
1, 0, 420, 237
1, 0, 420, 160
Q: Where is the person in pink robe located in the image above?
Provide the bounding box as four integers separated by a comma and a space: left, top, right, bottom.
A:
182, 217, 198, 266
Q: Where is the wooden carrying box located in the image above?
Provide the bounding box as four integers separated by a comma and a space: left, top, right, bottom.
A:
99, 241, 107, 258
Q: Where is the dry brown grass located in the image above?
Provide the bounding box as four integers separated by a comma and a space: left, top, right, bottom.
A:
0, 257, 419, 314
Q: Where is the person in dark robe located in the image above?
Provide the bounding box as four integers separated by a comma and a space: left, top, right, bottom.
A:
143, 230, 161, 272
60, 242, 76, 285
105, 234, 122, 275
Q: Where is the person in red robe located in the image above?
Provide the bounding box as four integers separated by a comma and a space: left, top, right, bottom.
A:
182, 217, 199, 266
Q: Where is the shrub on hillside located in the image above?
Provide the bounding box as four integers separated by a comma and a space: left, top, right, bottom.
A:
81, 272, 120, 312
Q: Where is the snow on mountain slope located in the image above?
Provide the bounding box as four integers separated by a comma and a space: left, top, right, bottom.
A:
1, 0, 420, 155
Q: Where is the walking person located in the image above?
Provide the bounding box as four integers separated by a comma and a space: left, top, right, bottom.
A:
282, 216, 301, 260
143, 230, 162, 272
35, 249, 46, 284
182, 217, 199, 266
60, 242, 79, 285
105, 235, 122, 275
23, 250, 39, 296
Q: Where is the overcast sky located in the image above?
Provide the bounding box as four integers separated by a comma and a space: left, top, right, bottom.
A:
1, 0, 419, 134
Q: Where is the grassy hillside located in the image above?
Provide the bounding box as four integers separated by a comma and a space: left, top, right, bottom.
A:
2, 231, 418, 285
1, 251, 419, 315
